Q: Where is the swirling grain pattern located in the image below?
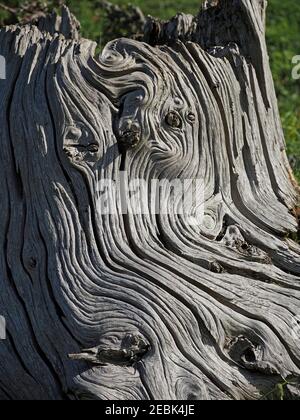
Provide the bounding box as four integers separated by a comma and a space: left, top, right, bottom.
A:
0, 1, 299, 400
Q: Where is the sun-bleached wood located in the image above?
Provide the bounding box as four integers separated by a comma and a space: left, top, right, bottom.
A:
0, 1, 299, 400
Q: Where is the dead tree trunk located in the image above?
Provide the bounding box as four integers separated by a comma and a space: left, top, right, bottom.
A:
0, 1, 300, 400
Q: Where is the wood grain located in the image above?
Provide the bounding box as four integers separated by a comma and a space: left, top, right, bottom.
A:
0, 1, 299, 400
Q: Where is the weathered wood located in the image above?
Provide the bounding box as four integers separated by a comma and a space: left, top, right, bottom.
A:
0, 1, 299, 400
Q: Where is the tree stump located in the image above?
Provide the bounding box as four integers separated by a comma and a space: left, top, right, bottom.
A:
0, 1, 299, 400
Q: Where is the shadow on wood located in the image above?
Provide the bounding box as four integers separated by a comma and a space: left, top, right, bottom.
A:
0, 1, 299, 400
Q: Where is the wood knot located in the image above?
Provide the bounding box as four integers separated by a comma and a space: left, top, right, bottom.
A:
87, 143, 99, 153
209, 261, 225, 273
118, 128, 141, 149
187, 112, 196, 123
63, 143, 100, 161
165, 111, 182, 129
68, 334, 150, 367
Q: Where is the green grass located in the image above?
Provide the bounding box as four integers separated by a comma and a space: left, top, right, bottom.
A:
1, 0, 299, 180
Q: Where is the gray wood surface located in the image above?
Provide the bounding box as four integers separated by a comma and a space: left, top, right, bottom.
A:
0, 1, 299, 400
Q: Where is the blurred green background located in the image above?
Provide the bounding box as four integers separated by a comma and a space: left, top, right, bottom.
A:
1, 0, 299, 181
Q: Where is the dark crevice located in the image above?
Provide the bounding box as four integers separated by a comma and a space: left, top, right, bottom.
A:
6, 57, 24, 201
138, 365, 156, 400
20, 200, 34, 286
45, 59, 80, 210
216, 215, 230, 242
